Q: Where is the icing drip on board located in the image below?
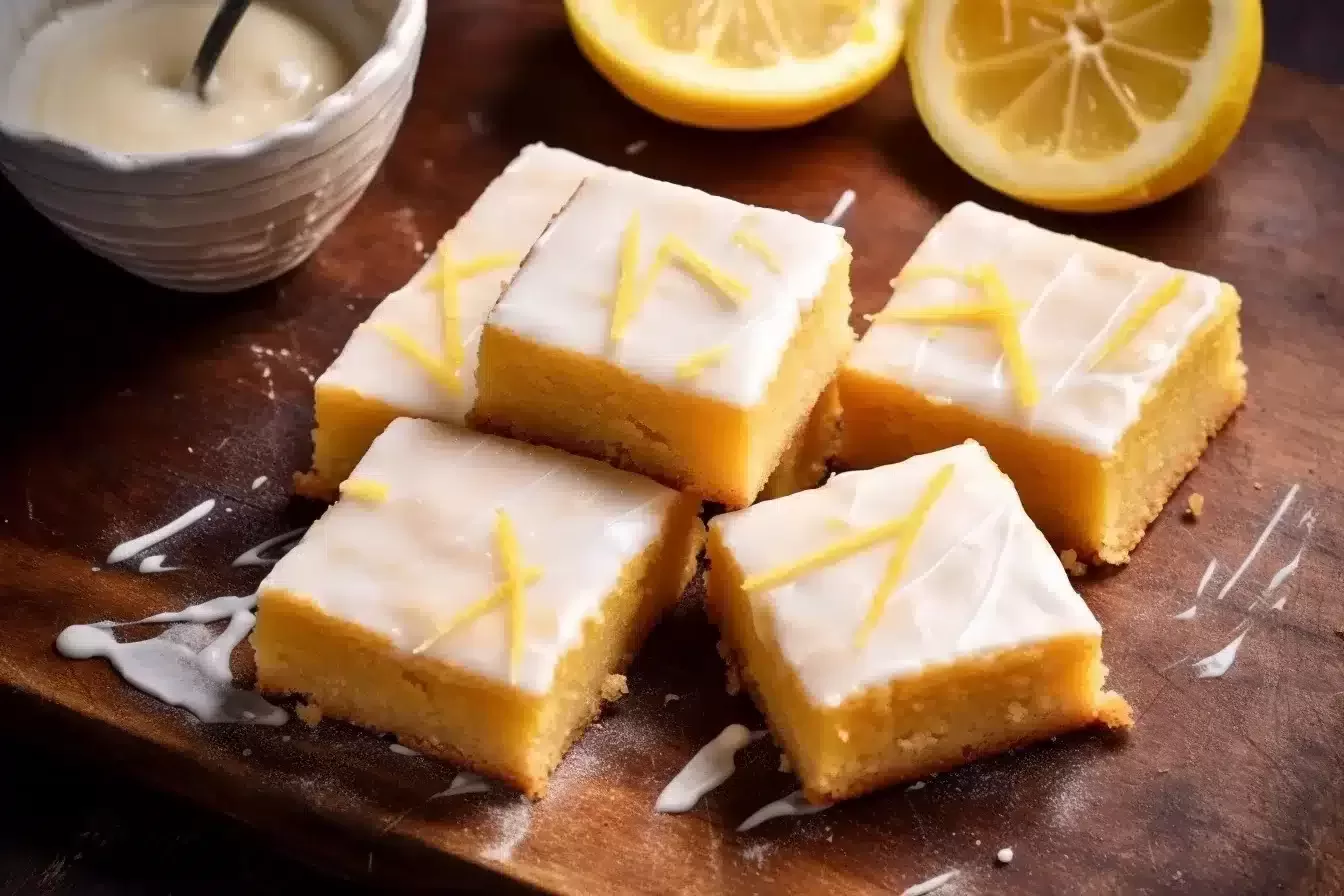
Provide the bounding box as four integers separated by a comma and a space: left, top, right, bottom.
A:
654, 724, 760, 813
900, 869, 960, 895
1192, 622, 1252, 679
106, 498, 215, 564
232, 527, 308, 568
55, 594, 286, 725
137, 554, 178, 574
736, 789, 831, 832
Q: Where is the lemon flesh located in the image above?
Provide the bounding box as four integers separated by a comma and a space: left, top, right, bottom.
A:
566, 0, 906, 130
909, 0, 1263, 212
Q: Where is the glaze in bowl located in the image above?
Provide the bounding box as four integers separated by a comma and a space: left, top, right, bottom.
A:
0, 0, 425, 293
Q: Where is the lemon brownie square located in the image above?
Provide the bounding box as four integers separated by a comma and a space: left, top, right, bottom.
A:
256, 418, 703, 798
296, 144, 606, 499
472, 169, 855, 508
707, 441, 1131, 804
838, 201, 1245, 564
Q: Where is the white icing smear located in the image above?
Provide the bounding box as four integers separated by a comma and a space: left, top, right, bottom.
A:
847, 202, 1227, 456
823, 189, 856, 226
1217, 484, 1299, 601
655, 724, 757, 813
107, 499, 215, 564
1262, 508, 1314, 611
1175, 558, 1219, 619
1173, 605, 1198, 621
388, 743, 418, 756
436, 771, 490, 799
736, 789, 830, 832
55, 594, 286, 725
251, 476, 269, 490
137, 554, 178, 574
232, 527, 307, 568
901, 869, 960, 895
1192, 624, 1251, 679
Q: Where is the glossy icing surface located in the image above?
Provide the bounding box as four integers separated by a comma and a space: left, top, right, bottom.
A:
320, 144, 606, 421
713, 441, 1101, 708
260, 418, 678, 694
488, 169, 846, 407
846, 201, 1224, 456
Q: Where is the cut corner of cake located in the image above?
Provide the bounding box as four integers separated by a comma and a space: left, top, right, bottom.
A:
705, 438, 1131, 805
837, 200, 1246, 565
296, 143, 609, 500
253, 417, 703, 798
472, 166, 855, 509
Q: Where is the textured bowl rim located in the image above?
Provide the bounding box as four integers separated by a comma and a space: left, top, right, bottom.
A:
0, 0, 426, 172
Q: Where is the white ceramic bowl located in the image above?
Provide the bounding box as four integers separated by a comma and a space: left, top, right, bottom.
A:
0, 0, 425, 293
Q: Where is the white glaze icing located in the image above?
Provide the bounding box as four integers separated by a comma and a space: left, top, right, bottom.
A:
900, 869, 960, 895
654, 723, 759, 813
1192, 623, 1251, 679
736, 789, 830, 832
55, 593, 286, 725
435, 771, 490, 799
713, 441, 1101, 707
488, 169, 845, 407
846, 202, 1227, 456
1216, 484, 1299, 601
232, 527, 308, 568
137, 554, 178, 574
107, 498, 215, 564
320, 144, 606, 423
259, 419, 679, 695
822, 189, 856, 226
1175, 558, 1220, 619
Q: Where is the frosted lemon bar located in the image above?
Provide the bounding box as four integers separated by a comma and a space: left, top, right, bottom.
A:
256, 418, 703, 798
473, 169, 855, 508
707, 441, 1131, 804
296, 144, 606, 498
838, 202, 1245, 564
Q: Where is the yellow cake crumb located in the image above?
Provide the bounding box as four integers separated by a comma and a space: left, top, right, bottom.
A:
296, 702, 323, 727
779, 753, 792, 773
1059, 549, 1087, 578
600, 673, 629, 702
1186, 493, 1205, 519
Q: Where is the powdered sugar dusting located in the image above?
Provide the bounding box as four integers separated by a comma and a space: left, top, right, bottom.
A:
481, 796, 532, 862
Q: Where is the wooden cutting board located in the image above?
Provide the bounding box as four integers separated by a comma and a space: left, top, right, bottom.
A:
2, 4, 1342, 894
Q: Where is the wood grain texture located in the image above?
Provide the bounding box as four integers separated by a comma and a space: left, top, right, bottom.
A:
2, 3, 1343, 893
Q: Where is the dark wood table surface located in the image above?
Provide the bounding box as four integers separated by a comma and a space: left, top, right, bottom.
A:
2, 4, 1340, 895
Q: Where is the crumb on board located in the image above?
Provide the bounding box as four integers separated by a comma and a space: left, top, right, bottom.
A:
725, 666, 741, 697
664, 693, 680, 705
1059, 548, 1087, 577
1186, 492, 1205, 519
997, 847, 1014, 864
625, 140, 648, 156
296, 702, 323, 727
600, 673, 628, 703
1253, 481, 1263, 490
778, 753, 792, 774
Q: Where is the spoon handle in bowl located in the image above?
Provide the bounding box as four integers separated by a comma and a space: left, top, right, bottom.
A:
187, 0, 253, 100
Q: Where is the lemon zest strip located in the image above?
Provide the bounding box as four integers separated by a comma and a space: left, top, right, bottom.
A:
733, 227, 781, 273
877, 264, 1040, 409
339, 479, 390, 503
743, 515, 913, 594
370, 323, 462, 396
675, 344, 731, 380
410, 566, 542, 656
660, 235, 751, 306
493, 509, 532, 684
609, 213, 645, 342
1091, 273, 1187, 367
854, 463, 955, 648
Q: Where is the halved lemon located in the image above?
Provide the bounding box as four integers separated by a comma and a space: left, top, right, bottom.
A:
564, 0, 908, 130
908, 0, 1263, 212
